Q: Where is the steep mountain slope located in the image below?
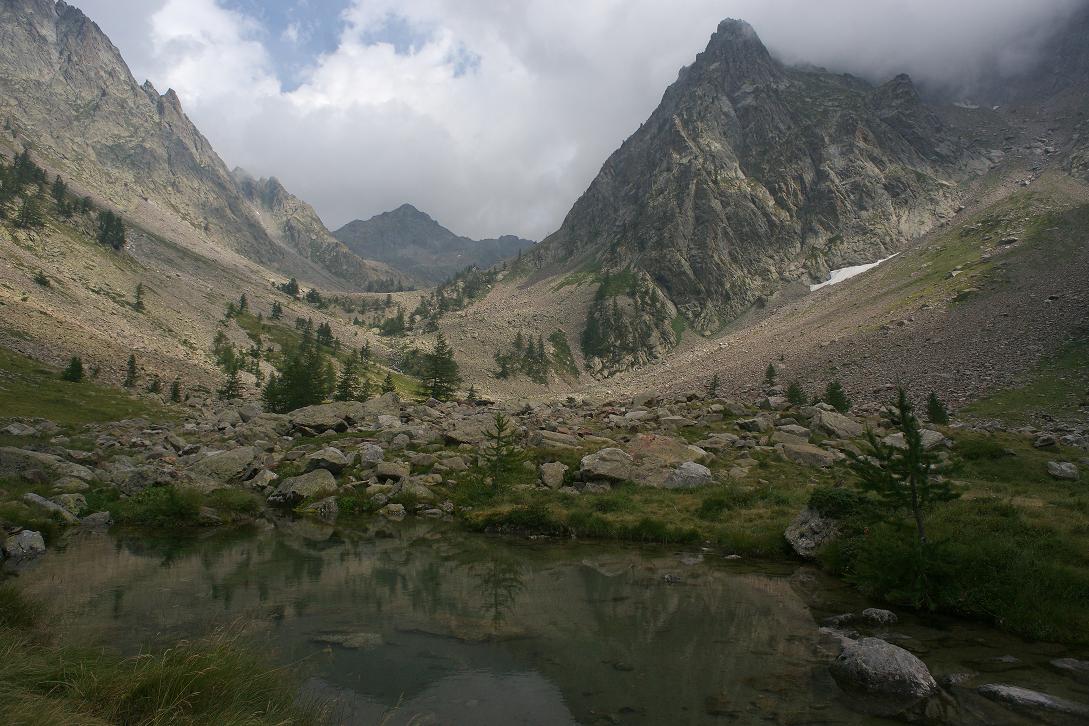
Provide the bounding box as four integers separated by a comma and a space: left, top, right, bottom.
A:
0, 0, 398, 292
334, 204, 532, 284
524, 19, 975, 375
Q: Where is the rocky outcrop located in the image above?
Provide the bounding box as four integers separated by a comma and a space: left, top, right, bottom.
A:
784, 508, 839, 558
267, 469, 337, 506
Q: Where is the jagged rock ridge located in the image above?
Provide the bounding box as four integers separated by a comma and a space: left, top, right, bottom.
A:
334, 204, 532, 284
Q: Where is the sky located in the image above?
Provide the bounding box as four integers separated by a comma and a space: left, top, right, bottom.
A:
73, 0, 1085, 241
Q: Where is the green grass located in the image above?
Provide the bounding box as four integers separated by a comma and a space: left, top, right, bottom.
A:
962, 337, 1089, 424
671, 314, 687, 343
0, 347, 174, 425
547, 330, 579, 378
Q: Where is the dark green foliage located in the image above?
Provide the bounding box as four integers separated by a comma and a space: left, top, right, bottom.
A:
423, 333, 461, 401
304, 288, 324, 307
580, 273, 672, 369
146, 376, 162, 394
170, 377, 182, 403
927, 392, 950, 424
764, 363, 777, 386
850, 388, 957, 546
494, 331, 551, 383
379, 306, 406, 335
786, 380, 807, 406
824, 380, 851, 413
112, 486, 202, 527
50, 174, 66, 206
134, 282, 145, 312
123, 354, 137, 388
262, 332, 333, 413
707, 373, 720, 398
33, 269, 49, 286
356, 374, 372, 402
333, 355, 357, 401
807, 486, 866, 518
270, 301, 283, 320
61, 356, 83, 383
96, 209, 126, 249
466, 384, 478, 403
279, 277, 300, 297
15, 196, 43, 228
413, 264, 500, 329
480, 412, 524, 489
380, 372, 395, 394
0, 583, 39, 629
217, 369, 242, 400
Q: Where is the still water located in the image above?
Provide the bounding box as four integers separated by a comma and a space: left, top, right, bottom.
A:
14, 520, 1088, 725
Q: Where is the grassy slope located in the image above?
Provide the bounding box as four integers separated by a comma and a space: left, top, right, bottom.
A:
0, 346, 173, 425
963, 338, 1089, 423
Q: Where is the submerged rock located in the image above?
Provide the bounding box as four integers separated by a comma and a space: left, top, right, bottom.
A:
3, 530, 46, 561
978, 684, 1089, 717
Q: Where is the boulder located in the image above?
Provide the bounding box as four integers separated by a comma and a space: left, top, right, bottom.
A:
0, 447, 94, 481
626, 433, 710, 466
3, 530, 46, 561
738, 417, 772, 433
22, 492, 79, 524
1, 422, 36, 436
883, 430, 945, 451
379, 503, 406, 520
530, 430, 580, 449
80, 511, 112, 528
830, 637, 938, 700
539, 462, 569, 489
780, 443, 836, 468
1033, 434, 1058, 449
362, 392, 401, 416
662, 462, 714, 489
814, 410, 864, 439
1047, 461, 1079, 481
306, 447, 351, 474
248, 469, 279, 490
302, 496, 339, 523
268, 469, 337, 506
580, 448, 635, 482
375, 461, 410, 481
188, 446, 259, 482
1050, 658, 1089, 683
977, 684, 1089, 718
50, 493, 87, 516
784, 508, 839, 558
289, 402, 367, 432
861, 608, 898, 626
358, 443, 385, 464
400, 480, 436, 502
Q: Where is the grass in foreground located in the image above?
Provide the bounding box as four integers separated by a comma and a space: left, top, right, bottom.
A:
0, 347, 174, 425
0, 583, 320, 725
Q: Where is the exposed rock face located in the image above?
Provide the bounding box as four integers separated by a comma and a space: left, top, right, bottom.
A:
0, 0, 396, 291
830, 637, 939, 704
333, 204, 532, 284
532, 19, 964, 374
784, 508, 839, 558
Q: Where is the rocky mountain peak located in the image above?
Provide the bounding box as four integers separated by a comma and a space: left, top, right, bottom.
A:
679, 17, 781, 94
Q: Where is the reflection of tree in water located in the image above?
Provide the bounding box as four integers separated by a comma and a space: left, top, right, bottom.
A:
472, 555, 526, 629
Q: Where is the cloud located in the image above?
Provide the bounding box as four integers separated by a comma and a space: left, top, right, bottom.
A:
73, 0, 1086, 241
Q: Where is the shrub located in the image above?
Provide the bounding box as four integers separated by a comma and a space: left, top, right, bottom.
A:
824, 380, 851, 413
61, 356, 83, 383
786, 380, 807, 406
112, 486, 202, 528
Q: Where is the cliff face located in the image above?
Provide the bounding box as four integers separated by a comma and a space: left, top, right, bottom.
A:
534, 20, 965, 344
0, 0, 395, 291
334, 204, 532, 284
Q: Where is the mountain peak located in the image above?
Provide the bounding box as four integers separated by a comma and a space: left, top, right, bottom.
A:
677, 17, 780, 95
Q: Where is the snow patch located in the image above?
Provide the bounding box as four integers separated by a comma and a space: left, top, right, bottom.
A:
810, 254, 899, 292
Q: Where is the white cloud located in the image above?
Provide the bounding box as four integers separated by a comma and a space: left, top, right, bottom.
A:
72, 0, 1086, 240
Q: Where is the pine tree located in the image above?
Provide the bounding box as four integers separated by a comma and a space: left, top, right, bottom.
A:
280, 277, 300, 297
96, 210, 125, 249
786, 380, 808, 406
261, 335, 332, 413
270, 301, 283, 320
218, 369, 242, 400
356, 375, 372, 402
482, 411, 522, 489
707, 373, 720, 398
927, 392, 950, 425
33, 270, 49, 287
238, 293, 248, 313
360, 340, 372, 363
61, 356, 83, 383
15, 196, 43, 229
424, 333, 462, 401
123, 354, 137, 388
146, 376, 162, 394
466, 384, 478, 403
334, 357, 356, 401
824, 380, 851, 413
134, 283, 145, 312
50, 175, 66, 206
764, 363, 778, 387
850, 388, 958, 547
380, 372, 395, 395
170, 378, 182, 403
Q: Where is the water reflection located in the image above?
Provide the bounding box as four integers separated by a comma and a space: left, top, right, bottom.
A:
16, 521, 1083, 725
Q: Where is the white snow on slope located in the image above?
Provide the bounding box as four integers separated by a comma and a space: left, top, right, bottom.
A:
810, 254, 899, 292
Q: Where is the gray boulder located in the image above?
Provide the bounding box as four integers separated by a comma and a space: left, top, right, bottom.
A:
662, 462, 714, 489
815, 410, 864, 439
978, 684, 1089, 717
375, 461, 410, 481
883, 430, 945, 451
738, 416, 772, 433
0, 447, 94, 481
50, 493, 87, 516
539, 462, 569, 489
80, 511, 112, 528
1047, 461, 1079, 481
784, 508, 839, 558
358, 443, 384, 464
580, 448, 635, 482
3, 530, 46, 561
289, 402, 367, 432
22, 492, 79, 524
306, 447, 351, 473
780, 442, 836, 468
302, 496, 339, 523
188, 446, 258, 482
831, 637, 938, 700
268, 469, 337, 506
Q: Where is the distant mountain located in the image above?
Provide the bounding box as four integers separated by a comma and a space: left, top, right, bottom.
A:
333, 204, 532, 284
0, 0, 403, 292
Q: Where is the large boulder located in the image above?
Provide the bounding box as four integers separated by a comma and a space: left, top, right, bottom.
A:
22, 492, 79, 524
580, 448, 635, 482
662, 462, 715, 489
626, 433, 711, 466
0, 447, 95, 481
289, 402, 368, 433
539, 462, 569, 489
267, 469, 337, 506
358, 443, 385, 465
814, 410, 864, 439
831, 638, 938, 704
362, 392, 401, 416
3, 530, 46, 561
780, 443, 836, 468
784, 508, 839, 558
883, 430, 945, 451
188, 446, 259, 482
1047, 461, 1079, 481
306, 447, 351, 473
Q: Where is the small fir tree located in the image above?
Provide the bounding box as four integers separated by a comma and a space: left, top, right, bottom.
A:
786, 380, 808, 406
334, 358, 356, 401
123, 354, 137, 388
482, 411, 522, 489
16, 196, 44, 228
764, 363, 778, 387
33, 270, 50, 287
170, 378, 182, 403
61, 356, 83, 383
134, 282, 145, 312
424, 333, 462, 401
926, 392, 950, 425
218, 369, 242, 400
270, 301, 283, 320
707, 373, 720, 398
824, 380, 851, 413
380, 372, 396, 395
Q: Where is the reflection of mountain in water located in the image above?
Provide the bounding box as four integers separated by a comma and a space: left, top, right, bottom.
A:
25, 522, 861, 725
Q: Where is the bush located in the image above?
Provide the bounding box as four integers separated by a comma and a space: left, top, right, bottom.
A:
61, 356, 83, 383
808, 486, 865, 518
112, 486, 202, 528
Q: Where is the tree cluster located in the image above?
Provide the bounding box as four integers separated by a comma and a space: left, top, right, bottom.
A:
494, 331, 551, 384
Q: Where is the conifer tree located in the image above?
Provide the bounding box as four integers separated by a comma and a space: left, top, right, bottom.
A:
134, 282, 145, 312
34, 270, 49, 287
424, 333, 462, 401
707, 373, 720, 398
170, 378, 182, 403
218, 369, 242, 400
482, 412, 522, 489
261, 335, 332, 412
123, 354, 137, 388
16, 196, 43, 228
764, 363, 778, 387
61, 356, 83, 383
824, 380, 851, 413
786, 380, 808, 406
926, 392, 950, 425
334, 357, 356, 401
380, 371, 396, 395
238, 293, 248, 313
50, 175, 66, 206
280, 277, 299, 297
356, 375, 372, 402
146, 376, 162, 394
